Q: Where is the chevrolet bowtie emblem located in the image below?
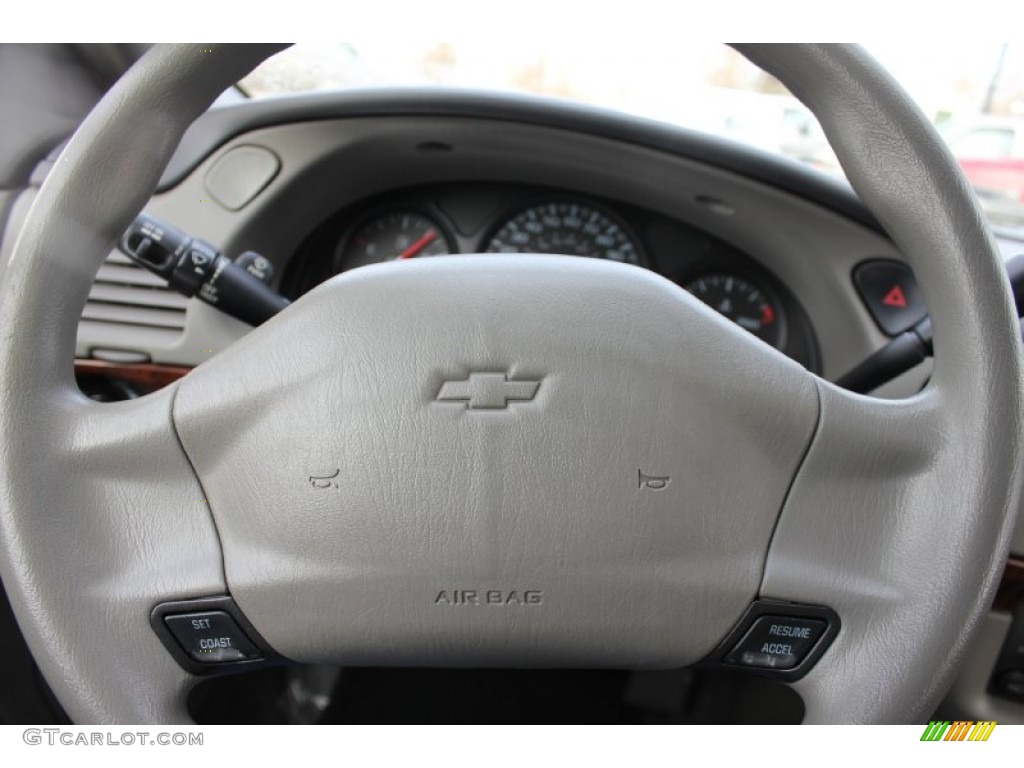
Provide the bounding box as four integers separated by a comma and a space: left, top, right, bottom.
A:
436, 372, 541, 410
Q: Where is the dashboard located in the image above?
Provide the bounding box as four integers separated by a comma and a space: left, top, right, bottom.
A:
282, 182, 819, 368
48, 88, 938, 387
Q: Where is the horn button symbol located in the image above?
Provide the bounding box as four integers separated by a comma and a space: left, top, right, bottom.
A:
436, 372, 541, 410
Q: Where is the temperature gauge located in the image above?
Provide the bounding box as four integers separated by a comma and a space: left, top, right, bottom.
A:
685, 273, 786, 350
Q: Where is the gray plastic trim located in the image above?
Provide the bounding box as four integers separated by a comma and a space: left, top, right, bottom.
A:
203, 144, 280, 211
941, 612, 1024, 721
160, 88, 886, 236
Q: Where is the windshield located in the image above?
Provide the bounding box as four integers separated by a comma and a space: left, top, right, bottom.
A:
240, 43, 1024, 235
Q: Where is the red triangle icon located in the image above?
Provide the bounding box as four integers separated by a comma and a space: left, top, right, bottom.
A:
882, 285, 907, 309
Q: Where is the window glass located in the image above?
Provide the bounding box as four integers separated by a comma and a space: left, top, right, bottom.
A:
239, 43, 1024, 233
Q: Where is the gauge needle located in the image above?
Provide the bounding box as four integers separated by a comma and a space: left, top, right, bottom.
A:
396, 229, 438, 259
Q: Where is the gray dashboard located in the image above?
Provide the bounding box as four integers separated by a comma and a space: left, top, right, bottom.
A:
72, 113, 906, 378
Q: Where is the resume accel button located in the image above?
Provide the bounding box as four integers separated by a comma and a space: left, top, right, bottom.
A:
724, 615, 827, 670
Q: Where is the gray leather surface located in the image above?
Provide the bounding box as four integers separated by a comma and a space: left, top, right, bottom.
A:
0, 43, 1020, 724
736, 45, 1024, 723
173, 255, 818, 668
0, 45, 283, 722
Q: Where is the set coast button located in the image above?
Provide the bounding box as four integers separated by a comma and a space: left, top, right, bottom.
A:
163, 611, 262, 663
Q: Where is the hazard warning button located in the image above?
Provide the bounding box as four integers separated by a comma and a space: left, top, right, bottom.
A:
853, 260, 928, 336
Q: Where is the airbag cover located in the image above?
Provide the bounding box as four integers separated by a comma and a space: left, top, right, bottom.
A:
173, 255, 818, 667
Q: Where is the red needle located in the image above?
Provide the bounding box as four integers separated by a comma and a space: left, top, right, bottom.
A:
396, 229, 438, 259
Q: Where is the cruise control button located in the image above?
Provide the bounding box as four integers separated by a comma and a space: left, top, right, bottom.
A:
853, 260, 928, 336
725, 615, 827, 670
164, 611, 262, 664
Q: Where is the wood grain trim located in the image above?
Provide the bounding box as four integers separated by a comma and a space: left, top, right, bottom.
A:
995, 555, 1024, 612
74, 359, 191, 391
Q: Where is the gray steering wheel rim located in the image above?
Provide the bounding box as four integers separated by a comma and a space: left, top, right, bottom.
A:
0, 44, 1020, 723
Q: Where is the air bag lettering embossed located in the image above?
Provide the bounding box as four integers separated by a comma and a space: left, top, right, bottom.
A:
435, 590, 543, 605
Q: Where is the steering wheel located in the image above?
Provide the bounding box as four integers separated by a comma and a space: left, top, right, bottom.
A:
0, 44, 1021, 724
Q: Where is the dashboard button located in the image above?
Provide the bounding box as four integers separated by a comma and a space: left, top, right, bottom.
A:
204, 145, 281, 211
164, 611, 262, 664
724, 615, 827, 670
854, 260, 928, 336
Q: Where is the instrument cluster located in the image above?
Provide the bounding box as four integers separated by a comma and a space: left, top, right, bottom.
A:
282, 183, 818, 370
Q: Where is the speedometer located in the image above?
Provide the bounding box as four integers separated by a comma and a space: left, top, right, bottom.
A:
485, 201, 643, 265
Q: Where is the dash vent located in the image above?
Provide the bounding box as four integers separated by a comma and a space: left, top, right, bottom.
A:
82, 251, 188, 333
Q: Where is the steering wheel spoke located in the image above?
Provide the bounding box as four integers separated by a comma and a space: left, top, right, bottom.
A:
0, 384, 224, 722
763, 381, 1018, 722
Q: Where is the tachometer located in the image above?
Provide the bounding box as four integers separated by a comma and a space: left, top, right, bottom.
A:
685, 273, 786, 349
338, 210, 455, 271
485, 201, 643, 265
